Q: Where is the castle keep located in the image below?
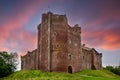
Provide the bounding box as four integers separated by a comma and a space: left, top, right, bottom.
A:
21, 12, 102, 73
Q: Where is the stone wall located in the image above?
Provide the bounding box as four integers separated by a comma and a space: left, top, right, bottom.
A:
21, 49, 37, 70
21, 12, 102, 73
82, 47, 92, 69
81, 46, 102, 70
67, 25, 82, 73
50, 14, 68, 72
92, 48, 102, 69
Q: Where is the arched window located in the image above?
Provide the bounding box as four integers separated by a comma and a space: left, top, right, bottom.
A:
68, 54, 71, 60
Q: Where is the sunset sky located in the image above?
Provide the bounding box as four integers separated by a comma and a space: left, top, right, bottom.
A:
0, 0, 120, 68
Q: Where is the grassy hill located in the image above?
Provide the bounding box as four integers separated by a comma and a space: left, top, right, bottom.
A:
1, 70, 120, 80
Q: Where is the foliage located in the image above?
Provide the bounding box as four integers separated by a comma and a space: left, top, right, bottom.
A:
1, 70, 120, 80
104, 66, 120, 75
0, 51, 18, 78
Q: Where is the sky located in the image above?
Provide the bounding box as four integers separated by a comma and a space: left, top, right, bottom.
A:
0, 0, 120, 68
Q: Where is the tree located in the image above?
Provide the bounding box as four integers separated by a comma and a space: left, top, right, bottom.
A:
104, 66, 120, 75
114, 66, 120, 75
0, 51, 18, 78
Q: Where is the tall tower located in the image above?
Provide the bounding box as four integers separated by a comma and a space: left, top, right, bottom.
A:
37, 12, 52, 71
67, 24, 82, 73
37, 12, 82, 73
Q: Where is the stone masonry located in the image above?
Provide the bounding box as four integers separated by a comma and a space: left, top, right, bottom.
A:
21, 12, 102, 73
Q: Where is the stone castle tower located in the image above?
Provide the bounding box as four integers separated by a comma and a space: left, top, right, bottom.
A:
21, 12, 102, 73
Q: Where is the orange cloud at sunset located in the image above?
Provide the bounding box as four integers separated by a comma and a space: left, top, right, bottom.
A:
82, 25, 120, 50
101, 32, 120, 50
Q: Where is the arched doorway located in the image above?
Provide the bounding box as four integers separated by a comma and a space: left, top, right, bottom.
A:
68, 66, 72, 73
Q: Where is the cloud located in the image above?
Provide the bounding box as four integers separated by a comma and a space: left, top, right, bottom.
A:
4, 29, 37, 56
0, 0, 50, 54
82, 28, 120, 50
77, 0, 120, 50
82, 7, 120, 50
0, 0, 58, 56
101, 27, 120, 50
1, 0, 120, 55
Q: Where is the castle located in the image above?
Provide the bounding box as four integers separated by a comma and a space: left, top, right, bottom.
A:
21, 12, 102, 73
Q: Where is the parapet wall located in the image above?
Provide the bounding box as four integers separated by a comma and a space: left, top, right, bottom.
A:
21, 49, 37, 70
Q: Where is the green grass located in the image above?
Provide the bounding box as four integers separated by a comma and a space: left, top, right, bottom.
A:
76, 70, 120, 80
1, 70, 120, 80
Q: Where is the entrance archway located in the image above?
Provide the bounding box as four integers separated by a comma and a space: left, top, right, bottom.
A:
68, 66, 72, 73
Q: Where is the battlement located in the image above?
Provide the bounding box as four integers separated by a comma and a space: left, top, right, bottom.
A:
42, 11, 52, 23
21, 49, 37, 58
42, 11, 67, 24
68, 24, 81, 34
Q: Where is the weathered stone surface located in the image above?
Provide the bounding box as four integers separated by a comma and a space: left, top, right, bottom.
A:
21, 12, 102, 73
21, 49, 37, 70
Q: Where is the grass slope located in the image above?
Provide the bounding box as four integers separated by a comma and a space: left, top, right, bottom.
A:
1, 70, 120, 80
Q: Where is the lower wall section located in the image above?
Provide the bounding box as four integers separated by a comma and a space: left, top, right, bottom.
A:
21, 48, 102, 73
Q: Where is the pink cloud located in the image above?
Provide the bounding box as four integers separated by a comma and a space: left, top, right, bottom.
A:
0, 0, 51, 54
0, 0, 56, 56
4, 28, 37, 55
82, 24, 120, 51
0, 46, 8, 51
81, 8, 120, 50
